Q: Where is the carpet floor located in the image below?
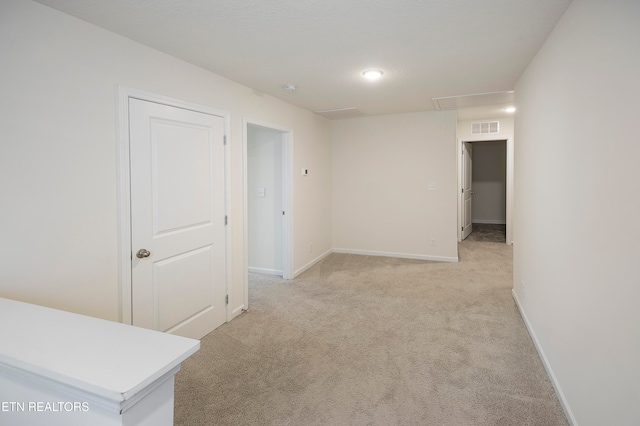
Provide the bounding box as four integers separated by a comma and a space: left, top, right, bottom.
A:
174, 241, 567, 425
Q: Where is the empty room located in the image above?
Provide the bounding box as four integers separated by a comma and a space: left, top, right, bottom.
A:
1, 1, 638, 425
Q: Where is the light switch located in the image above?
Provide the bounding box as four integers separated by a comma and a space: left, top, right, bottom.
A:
428, 182, 436, 191
257, 187, 265, 197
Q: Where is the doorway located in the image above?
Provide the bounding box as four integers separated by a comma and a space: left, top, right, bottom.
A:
459, 137, 513, 244
243, 120, 292, 310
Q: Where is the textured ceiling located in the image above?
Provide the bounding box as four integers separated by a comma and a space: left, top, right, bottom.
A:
34, 0, 572, 118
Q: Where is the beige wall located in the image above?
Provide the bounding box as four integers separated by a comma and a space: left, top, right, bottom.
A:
514, 0, 640, 424
0, 0, 332, 321
332, 111, 458, 261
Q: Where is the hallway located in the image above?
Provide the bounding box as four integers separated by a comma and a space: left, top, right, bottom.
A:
174, 242, 566, 425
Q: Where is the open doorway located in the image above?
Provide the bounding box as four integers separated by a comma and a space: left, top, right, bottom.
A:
243, 120, 292, 310
247, 124, 284, 276
459, 137, 513, 244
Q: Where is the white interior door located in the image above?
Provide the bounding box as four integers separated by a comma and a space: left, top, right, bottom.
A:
129, 98, 226, 339
462, 142, 473, 240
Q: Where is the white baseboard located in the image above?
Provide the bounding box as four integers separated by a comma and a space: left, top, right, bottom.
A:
248, 267, 282, 276
332, 248, 458, 263
293, 249, 333, 278
472, 219, 506, 225
511, 289, 577, 426
230, 304, 245, 318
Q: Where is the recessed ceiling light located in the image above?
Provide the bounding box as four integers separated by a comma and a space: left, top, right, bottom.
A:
282, 84, 297, 92
362, 70, 383, 81
504, 106, 516, 113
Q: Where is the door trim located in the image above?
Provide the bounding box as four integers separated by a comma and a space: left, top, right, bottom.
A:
457, 136, 514, 245
461, 142, 473, 240
242, 118, 293, 311
116, 86, 230, 325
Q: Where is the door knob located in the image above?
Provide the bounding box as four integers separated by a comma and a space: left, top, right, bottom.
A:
136, 249, 151, 259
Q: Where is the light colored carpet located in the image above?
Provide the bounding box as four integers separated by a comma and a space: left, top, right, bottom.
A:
174, 241, 567, 425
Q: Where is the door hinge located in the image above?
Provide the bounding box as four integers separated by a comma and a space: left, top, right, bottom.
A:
282, 211, 285, 216
461, 188, 464, 193
224, 215, 228, 225
225, 295, 229, 305
223, 135, 227, 145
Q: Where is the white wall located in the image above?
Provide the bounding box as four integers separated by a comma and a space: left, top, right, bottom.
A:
0, 0, 332, 321
513, 0, 640, 424
332, 111, 458, 261
247, 125, 283, 275
471, 141, 506, 224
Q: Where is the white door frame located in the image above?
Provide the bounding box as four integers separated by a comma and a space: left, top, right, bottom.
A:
116, 86, 231, 325
461, 142, 474, 240
243, 118, 293, 310
458, 136, 514, 245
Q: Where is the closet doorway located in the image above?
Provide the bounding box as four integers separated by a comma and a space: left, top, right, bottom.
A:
243, 121, 292, 309
459, 138, 513, 244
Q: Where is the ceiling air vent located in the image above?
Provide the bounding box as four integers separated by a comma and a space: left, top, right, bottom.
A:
472, 121, 499, 134
314, 107, 366, 119
432, 91, 514, 110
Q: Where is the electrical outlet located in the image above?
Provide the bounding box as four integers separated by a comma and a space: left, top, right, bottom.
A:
521, 280, 526, 298
431, 238, 436, 247
308, 243, 313, 253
